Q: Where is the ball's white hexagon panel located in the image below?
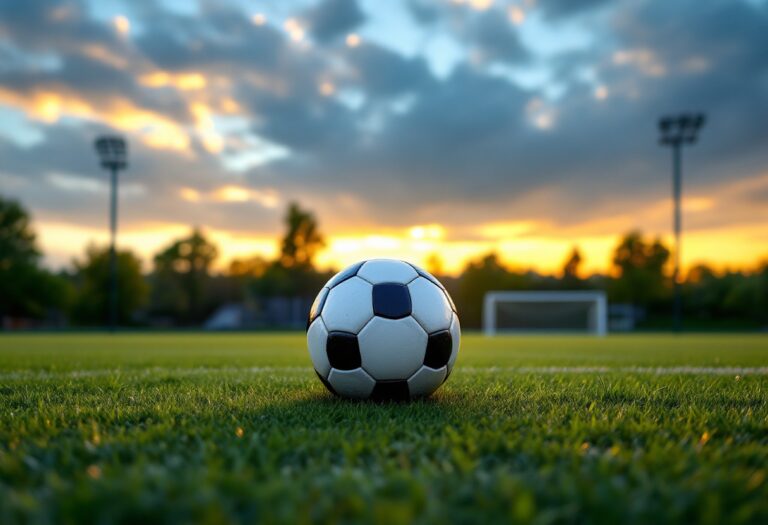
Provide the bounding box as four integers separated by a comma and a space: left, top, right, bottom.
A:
357, 259, 418, 285
321, 276, 374, 333
407, 261, 428, 276
448, 313, 461, 371
307, 318, 331, 378
408, 277, 453, 334
358, 316, 427, 380
327, 368, 376, 399
407, 365, 448, 397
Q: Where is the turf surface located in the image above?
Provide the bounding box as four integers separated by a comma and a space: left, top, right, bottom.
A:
1, 333, 766, 524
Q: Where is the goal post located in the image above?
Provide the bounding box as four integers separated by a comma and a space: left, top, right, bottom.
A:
483, 291, 608, 336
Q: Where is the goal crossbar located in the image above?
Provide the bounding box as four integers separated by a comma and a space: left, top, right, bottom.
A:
483, 291, 607, 336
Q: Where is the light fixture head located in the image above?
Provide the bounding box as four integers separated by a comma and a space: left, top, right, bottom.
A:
94, 135, 128, 170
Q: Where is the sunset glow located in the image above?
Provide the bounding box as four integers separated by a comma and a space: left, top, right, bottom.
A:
34, 216, 768, 278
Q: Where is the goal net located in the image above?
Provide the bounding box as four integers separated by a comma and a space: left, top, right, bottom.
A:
483, 291, 607, 336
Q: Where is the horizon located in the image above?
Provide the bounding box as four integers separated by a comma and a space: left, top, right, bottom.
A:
29, 211, 768, 278
2, 0, 767, 276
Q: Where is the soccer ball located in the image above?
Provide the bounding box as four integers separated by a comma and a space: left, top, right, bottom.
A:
307, 259, 460, 401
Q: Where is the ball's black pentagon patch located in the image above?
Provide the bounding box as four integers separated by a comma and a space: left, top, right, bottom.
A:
315, 370, 338, 396
307, 287, 330, 331
326, 332, 361, 370
326, 261, 365, 289
424, 330, 452, 369
370, 380, 410, 402
372, 283, 412, 319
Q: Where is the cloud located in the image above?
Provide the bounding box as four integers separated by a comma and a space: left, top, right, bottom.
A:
467, 10, 528, 64
0, 0, 106, 51
405, 0, 529, 66
305, 0, 365, 43
537, 0, 612, 19
346, 44, 434, 98
406, 0, 441, 25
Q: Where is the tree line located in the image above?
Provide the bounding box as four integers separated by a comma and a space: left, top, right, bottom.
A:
1, 194, 766, 330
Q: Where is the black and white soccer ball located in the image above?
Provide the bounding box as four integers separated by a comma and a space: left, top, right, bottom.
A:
307, 259, 460, 401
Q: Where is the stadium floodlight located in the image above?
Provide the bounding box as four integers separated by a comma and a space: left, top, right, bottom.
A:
94, 135, 128, 332
658, 113, 706, 332
483, 291, 607, 337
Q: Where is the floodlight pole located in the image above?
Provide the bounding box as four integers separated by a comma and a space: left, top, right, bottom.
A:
108, 165, 119, 333
670, 141, 682, 332
94, 136, 128, 333
658, 114, 705, 333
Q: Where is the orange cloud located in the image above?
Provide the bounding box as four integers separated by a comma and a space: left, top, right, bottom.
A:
189, 102, 224, 153
179, 187, 202, 202
469, 0, 494, 11
346, 33, 361, 47
113, 15, 131, 37
318, 81, 335, 97
220, 97, 240, 114
180, 185, 280, 208
108, 100, 190, 151
613, 48, 666, 77
525, 98, 557, 130
284, 18, 305, 42
140, 71, 208, 91
80, 44, 129, 69
594, 85, 609, 100
508, 6, 525, 25
0, 87, 190, 152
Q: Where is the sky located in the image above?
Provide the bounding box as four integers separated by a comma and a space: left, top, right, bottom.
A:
0, 0, 767, 276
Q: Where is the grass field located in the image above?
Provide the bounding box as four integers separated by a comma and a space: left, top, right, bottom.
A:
1, 333, 767, 524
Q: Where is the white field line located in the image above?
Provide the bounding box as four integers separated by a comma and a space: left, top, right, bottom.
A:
462, 366, 768, 375
0, 365, 766, 382
0, 366, 307, 381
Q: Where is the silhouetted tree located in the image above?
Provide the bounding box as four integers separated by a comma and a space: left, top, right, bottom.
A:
0, 195, 37, 265
243, 203, 331, 300
0, 195, 69, 320
755, 261, 768, 325
679, 262, 768, 328
457, 253, 531, 327
71, 245, 148, 325
609, 231, 670, 307
279, 202, 325, 269
425, 253, 445, 277
151, 228, 218, 324
562, 246, 583, 286
229, 255, 269, 278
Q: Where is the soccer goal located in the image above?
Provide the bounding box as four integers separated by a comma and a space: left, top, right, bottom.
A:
483, 291, 607, 336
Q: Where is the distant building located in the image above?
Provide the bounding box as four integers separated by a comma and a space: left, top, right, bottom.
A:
608, 304, 645, 332
204, 297, 313, 330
